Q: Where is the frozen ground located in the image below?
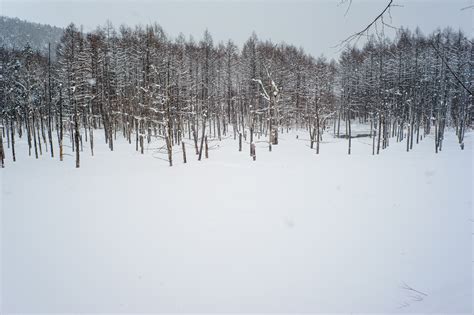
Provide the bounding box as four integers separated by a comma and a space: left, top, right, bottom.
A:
1, 128, 473, 313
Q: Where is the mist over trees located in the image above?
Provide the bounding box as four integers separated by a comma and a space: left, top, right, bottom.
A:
0, 20, 472, 168
0, 16, 63, 58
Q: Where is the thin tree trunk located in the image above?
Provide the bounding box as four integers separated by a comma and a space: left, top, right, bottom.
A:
10, 120, 15, 162
48, 43, 54, 158
74, 107, 80, 168
59, 89, 64, 161
182, 140, 187, 163
0, 129, 5, 168
347, 115, 351, 155
198, 119, 206, 161
251, 142, 256, 161
166, 135, 173, 166
372, 113, 376, 155
193, 126, 199, 155
316, 115, 320, 154
377, 113, 382, 155
239, 132, 242, 151
90, 125, 94, 156
32, 114, 38, 159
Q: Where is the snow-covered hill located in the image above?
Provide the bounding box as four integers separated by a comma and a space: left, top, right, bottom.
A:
0, 16, 63, 57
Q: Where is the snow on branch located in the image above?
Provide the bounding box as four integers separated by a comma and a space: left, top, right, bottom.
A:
252, 79, 270, 101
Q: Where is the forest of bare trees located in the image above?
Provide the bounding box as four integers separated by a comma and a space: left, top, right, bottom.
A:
0, 21, 472, 168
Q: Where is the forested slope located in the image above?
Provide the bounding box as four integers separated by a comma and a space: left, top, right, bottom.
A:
0, 16, 63, 57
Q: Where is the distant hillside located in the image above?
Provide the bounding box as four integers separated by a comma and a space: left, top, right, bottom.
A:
0, 16, 63, 57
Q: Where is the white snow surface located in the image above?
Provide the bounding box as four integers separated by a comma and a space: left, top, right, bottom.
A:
1, 128, 473, 313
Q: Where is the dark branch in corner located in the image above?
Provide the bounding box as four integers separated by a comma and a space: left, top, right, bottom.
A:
335, 0, 394, 48
430, 41, 473, 96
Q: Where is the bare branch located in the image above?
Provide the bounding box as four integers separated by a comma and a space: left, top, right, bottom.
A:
336, 0, 394, 47
343, 0, 353, 17
430, 41, 473, 96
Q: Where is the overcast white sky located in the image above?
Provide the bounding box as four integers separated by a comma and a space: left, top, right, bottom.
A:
1, 0, 472, 59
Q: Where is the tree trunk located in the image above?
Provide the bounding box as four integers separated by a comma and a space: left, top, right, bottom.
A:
377, 113, 382, 155
74, 109, 80, 168
182, 141, 187, 163
166, 135, 173, 166
347, 115, 351, 155
198, 119, 206, 161
90, 126, 94, 156
32, 115, 38, 159
193, 126, 199, 155
239, 132, 242, 151
316, 115, 320, 155
11, 120, 15, 162
59, 89, 64, 161
0, 129, 5, 168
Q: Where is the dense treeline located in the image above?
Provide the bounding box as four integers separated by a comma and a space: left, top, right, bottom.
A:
0, 22, 472, 168
339, 28, 473, 155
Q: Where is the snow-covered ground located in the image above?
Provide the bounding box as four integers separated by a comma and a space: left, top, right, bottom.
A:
1, 128, 472, 313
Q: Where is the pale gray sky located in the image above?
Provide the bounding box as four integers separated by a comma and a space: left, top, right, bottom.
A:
1, 0, 472, 59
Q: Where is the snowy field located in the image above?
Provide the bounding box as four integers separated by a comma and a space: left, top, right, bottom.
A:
1, 128, 473, 313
